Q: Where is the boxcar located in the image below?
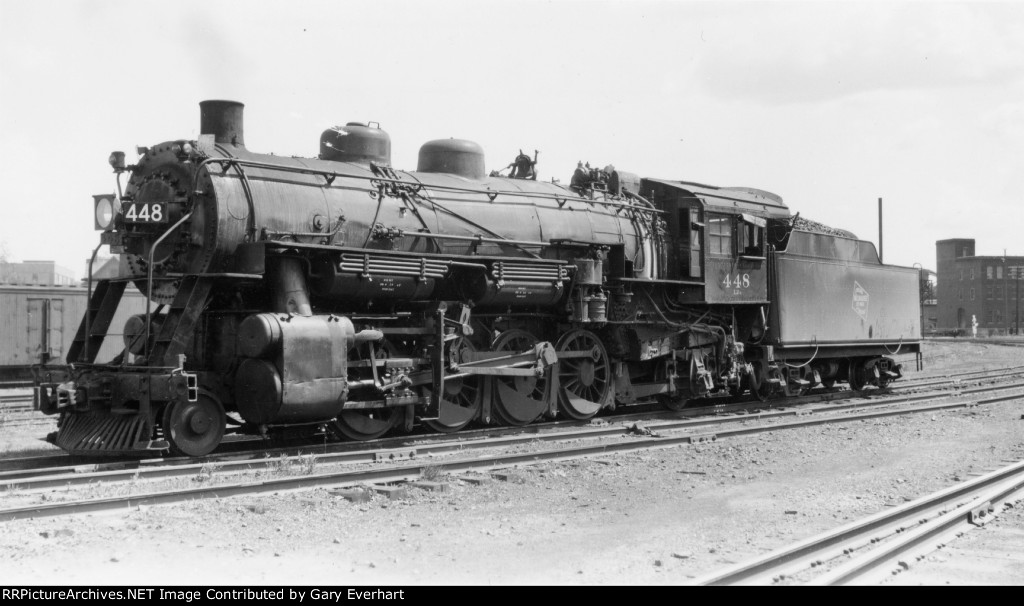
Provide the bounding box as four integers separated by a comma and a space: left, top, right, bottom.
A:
0, 285, 149, 382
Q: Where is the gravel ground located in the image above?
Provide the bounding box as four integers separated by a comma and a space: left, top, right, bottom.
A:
1, 340, 1023, 586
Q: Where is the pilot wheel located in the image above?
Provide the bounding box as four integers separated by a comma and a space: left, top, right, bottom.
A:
162, 391, 226, 457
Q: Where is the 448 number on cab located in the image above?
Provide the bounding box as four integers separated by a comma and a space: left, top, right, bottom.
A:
721, 272, 751, 289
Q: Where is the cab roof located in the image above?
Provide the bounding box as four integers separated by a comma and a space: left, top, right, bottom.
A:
643, 178, 791, 219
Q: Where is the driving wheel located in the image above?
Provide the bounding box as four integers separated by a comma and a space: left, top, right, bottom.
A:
555, 329, 610, 420
423, 336, 483, 432
491, 329, 551, 426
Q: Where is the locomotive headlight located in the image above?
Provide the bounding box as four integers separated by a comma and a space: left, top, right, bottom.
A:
93, 194, 118, 231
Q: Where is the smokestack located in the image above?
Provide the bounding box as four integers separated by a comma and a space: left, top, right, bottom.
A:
200, 100, 245, 147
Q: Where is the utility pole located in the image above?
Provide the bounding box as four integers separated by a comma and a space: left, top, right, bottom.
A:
1004, 254, 1009, 336
1016, 264, 1021, 336
877, 198, 883, 262
914, 263, 924, 331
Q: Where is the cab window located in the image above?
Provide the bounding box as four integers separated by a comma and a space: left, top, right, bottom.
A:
707, 214, 732, 256
738, 213, 766, 257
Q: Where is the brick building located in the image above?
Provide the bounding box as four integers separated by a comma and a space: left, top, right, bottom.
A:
0, 260, 77, 286
935, 239, 1023, 335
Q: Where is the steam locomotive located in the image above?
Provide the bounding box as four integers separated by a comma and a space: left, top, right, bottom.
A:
32, 101, 922, 457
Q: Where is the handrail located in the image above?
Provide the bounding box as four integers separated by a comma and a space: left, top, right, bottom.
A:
82, 242, 104, 362
195, 156, 664, 214
144, 211, 193, 360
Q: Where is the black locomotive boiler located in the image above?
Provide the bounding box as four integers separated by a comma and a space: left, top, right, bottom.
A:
33, 101, 922, 456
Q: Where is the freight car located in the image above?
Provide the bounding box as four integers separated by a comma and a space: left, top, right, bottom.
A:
33, 101, 922, 457
0, 284, 147, 383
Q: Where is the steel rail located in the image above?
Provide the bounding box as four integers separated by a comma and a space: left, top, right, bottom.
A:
4, 373, 1024, 484
899, 366, 1024, 386
810, 472, 1024, 585
0, 431, 754, 522
2, 385, 1023, 522
693, 459, 1024, 586
4, 364, 1001, 414
0, 394, 32, 402
6, 376, 1024, 489
0, 381, 33, 389
0, 418, 55, 429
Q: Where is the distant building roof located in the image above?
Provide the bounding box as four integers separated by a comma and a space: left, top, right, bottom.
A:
0, 260, 76, 286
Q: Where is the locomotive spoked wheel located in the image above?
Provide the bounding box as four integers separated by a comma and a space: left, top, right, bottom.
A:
555, 329, 610, 420
423, 337, 483, 433
331, 409, 403, 441
490, 329, 551, 426
162, 392, 226, 457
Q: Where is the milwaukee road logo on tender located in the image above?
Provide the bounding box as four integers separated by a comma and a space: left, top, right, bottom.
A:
852, 281, 869, 319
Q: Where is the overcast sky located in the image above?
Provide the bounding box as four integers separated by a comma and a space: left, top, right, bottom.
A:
1, 0, 1022, 277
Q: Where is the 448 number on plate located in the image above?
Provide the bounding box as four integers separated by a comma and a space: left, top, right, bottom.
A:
122, 202, 167, 223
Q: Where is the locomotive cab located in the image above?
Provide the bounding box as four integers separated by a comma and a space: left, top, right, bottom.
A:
642, 178, 787, 306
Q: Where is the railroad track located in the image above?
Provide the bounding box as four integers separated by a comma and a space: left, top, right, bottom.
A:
0, 394, 32, 409
3, 366, 1024, 477
1, 376, 1022, 522
0, 381, 32, 390
898, 365, 1024, 388
693, 458, 1024, 585
0, 363, 1017, 412
0, 363, 1015, 418
925, 337, 1024, 349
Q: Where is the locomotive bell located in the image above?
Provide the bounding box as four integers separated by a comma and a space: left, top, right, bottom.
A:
417, 138, 486, 180
320, 122, 391, 166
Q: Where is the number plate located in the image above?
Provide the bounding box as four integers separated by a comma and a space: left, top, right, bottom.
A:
122, 202, 167, 224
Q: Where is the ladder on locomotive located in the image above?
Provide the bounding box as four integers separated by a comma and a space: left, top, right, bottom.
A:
68, 276, 212, 367
68, 280, 127, 364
